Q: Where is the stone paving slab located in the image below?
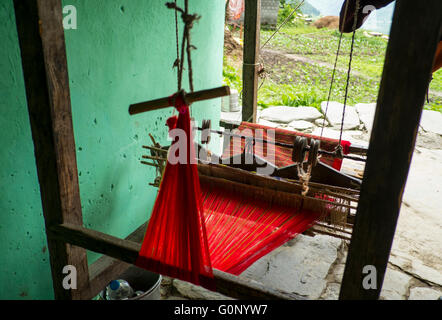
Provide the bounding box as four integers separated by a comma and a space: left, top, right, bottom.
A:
173, 279, 234, 300
260, 106, 322, 123
355, 102, 376, 133
321, 101, 361, 130
380, 268, 413, 300
408, 287, 442, 300
420, 110, 442, 136
241, 234, 342, 299
287, 120, 315, 131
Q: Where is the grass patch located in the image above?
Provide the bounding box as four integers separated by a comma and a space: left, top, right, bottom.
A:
223, 56, 242, 93
224, 20, 442, 113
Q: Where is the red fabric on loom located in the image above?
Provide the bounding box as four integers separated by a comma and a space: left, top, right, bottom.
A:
200, 181, 322, 275
137, 99, 333, 286
135, 94, 215, 290
222, 122, 351, 171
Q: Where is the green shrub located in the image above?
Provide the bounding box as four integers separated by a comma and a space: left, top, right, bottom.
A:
277, 2, 303, 26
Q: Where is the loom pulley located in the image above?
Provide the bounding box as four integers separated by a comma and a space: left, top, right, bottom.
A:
308, 139, 320, 167
292, 136, 320, 168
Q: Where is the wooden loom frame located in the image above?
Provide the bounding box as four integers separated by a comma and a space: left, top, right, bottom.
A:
12, 0, 441, 300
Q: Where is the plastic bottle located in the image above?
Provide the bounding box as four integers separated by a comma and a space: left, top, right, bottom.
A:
105, 279, 135, 300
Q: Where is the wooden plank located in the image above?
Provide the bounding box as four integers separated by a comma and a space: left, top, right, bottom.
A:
198, 163, 360, 196
48, 223, 304, 300
129, 86, 230, 115
212, 269, 304, 300
242, 0, 261, 123
13, 0, 89, 300
339, 0, 442, 300
49, 224, 140, 263
275, 162, 362, 190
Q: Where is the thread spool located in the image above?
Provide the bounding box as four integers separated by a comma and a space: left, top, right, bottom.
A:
308, 139, 320, 167
292, 136, 308, 164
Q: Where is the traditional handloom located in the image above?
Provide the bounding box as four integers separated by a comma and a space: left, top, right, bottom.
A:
18, 0, 440, 300
129, 1, 364, 290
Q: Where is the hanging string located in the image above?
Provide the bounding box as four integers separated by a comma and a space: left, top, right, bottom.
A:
256, 0, 305, 97
320, 33, 344, 138
260, 0, 305, 51
320, 0, 351, 138
339, 30, 357, 144
338, 0, 360, 145
167, 1, 200, 93
174, 0, 181, 91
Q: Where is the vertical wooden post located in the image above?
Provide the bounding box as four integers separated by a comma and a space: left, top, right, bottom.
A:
339, 0, 442, 300
242, 0, 261, 123
13, 0, 90, 299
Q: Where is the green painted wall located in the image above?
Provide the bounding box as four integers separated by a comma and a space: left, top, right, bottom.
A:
0, 0, 225, 300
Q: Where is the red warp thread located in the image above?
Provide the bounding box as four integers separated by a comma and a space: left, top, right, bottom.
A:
200, 181, 322, 275
136, 93, 215, 290
136, 101, 342, 287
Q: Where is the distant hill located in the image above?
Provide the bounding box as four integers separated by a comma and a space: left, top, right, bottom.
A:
305, 0, 342, 16
284, 1, 320, 16
299, 2, 321, 16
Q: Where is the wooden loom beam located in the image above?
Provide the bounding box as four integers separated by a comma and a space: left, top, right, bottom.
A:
48, 223, 305, 300
242, 0, 261, 123
129, 86, 231, 115
13, 0, 90, 299
86, 223, 148, 300
339, 0, 442, 300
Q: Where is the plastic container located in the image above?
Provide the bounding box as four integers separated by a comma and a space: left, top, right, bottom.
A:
221, 95, 230, 112
229, 89, 240, 112
106, 279, 134, 300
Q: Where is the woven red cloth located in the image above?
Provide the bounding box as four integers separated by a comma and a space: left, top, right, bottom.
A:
136, 94, 214, 290
222, 122, 351, 171
200, 179, 322, 275
137, 116, 342, 287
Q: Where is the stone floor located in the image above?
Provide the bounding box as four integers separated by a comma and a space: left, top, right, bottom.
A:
161, 103, 442, 300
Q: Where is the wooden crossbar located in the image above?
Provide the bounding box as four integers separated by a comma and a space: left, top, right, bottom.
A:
48, 223, 304, 300
129, 86, 231, 115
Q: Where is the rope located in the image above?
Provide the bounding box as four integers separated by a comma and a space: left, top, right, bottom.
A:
253, 1, 306, 97
338, 0, 361, 145
339, 30, 357, 144
320, 32, 344, 138
261, 0, 305, 51
319, 0, 360, 149
320, 0, 351, 138
166, 1, 200, 94
174, 0, 180, 91
297, 164, 312, 196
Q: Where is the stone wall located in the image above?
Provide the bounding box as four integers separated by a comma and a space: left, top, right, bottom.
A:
261, 0, 280, 26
